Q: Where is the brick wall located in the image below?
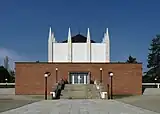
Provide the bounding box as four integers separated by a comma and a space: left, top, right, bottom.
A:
15, 62, 142, 95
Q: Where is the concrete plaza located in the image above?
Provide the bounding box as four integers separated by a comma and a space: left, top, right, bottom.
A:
0, 99, 159, 114
0, 88, 160, 113
118, 95, 160, 113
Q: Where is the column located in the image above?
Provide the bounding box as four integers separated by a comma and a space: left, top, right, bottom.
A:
72, 75, 74, 84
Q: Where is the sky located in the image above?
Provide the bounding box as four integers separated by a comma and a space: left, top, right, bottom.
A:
0, 0, 160, 71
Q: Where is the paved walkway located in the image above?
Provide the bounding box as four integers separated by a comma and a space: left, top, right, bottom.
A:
0, 99, 159, 114
118, 95, 160, 113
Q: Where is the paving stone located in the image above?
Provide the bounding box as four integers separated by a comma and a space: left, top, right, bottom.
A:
117, 95, 160, 113
0, 99, 159, 114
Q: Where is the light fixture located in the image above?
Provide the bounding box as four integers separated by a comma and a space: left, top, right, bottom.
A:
109, 72, 113, 77
44, 72, 51, 78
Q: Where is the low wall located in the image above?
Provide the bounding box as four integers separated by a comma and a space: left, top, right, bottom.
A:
143, 88, 160, 95
0, 88, 15, 95
0, 83, 15, 88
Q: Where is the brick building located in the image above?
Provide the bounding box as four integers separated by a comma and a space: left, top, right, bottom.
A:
15, 62, 142, 95
15, 27, 142, 95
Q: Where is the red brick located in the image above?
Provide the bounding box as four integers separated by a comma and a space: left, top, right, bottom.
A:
15, 62, 142, 95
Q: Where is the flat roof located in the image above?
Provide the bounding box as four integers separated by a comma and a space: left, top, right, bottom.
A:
15, 62, 142, 64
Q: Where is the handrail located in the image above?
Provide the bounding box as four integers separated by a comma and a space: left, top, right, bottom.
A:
94, 80, 108, 99
51, 79, 67, 99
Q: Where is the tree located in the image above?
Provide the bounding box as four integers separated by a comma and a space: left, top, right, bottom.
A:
0, 66, 15, 83
146, 35, 160, 79
10, 70, 15, 77
126, 55, 137, 63
8, 70, 15, 83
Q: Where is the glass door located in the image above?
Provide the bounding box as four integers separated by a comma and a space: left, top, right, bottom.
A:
74, 74, 78, 84
80, 74, 85, 84
69, 72, 89, 84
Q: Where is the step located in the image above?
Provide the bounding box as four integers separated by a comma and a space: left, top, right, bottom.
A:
65, 85, 88, 88
61, 91, 88, 99
64, 85, 88, 91
60, 84, 101, 99
63, 88, 87, 91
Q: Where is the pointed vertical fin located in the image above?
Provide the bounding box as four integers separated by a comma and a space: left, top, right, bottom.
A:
87, 28, 91, 43
48, 27, 52, 41
51, 32, 56, 43
67, 27, 72, 62
87, 28, 91, 62
105, 28, 110, 62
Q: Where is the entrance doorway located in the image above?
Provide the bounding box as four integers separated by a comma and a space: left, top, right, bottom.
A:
69, 72, 90, 84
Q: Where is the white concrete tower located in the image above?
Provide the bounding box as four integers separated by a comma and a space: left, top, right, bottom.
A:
102, 32, 106, 43
51, 32, 56, 62
104, 28, 110, 62
51, 32, 56, 43
67, 27, 72, 62
48, 27, 53, 62
87, 28, 91, 62
48, 27, 56, 62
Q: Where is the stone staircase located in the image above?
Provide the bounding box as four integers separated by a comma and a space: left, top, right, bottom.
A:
60, 84, 100, 99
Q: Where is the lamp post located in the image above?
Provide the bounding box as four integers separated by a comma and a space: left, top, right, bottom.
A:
5, 78, 8, 87
44, 72, 51, 100
100, 68, 103, 83
107, 84, 110, 99
155, 77, 157, 88
109, 72, 113, 99
56, 68, 58, 83
88, 72, 91, 84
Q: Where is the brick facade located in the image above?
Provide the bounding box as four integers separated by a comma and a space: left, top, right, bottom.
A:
15, 62, 142, 95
